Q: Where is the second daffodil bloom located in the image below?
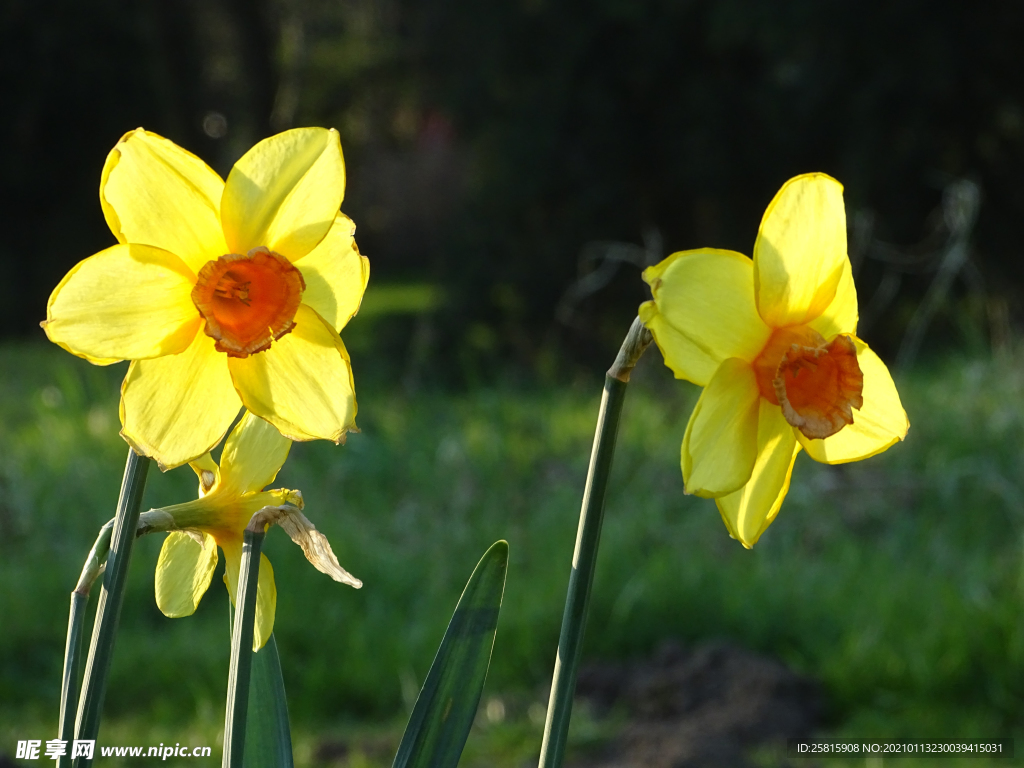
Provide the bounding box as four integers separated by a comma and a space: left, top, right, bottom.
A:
148, 411, 361, 651
43, 127, 369, 469
640, 173, 909, 548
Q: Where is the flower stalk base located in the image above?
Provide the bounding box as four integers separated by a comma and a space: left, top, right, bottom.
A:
73, 449, 150, 767
538, 317, 651, 768
57, 592, 87, 768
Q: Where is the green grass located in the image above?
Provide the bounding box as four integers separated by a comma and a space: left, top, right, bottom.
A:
2, 339, 1024, 765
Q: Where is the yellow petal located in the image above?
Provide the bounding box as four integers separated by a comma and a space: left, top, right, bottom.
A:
120, 331, 242, 470
222, 539, 277, 652
100, 129, 228, 274
798, 337, 908, 464
155, 531, 219, 617
43, 244, 200, 363
294, 214, 369, 331
754, 173, 848, 328
715, 402, 800, 548
641, 249, 771, 387
809, 256, 858, 339
681, 358, 760, 497
219, 411, 293, 495
228, 304, 357, 443
221, 128, 346, 260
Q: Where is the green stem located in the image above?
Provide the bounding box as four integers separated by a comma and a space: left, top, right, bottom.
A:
537, 316, 651, 768
223, 522, 266, 768
57, 593, 87, 768
58, 521, 114, 768
73, 449, 150, 767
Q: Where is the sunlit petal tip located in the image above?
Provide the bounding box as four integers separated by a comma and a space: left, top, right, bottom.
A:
715, 403, 800, 548
687, 485, 734, 500
680, 359, 760, 498
797, 338, 909, 464
99, 137, 128, 244
715, 506, 742, 544
118, 396, 182, 473
221, 127, 347, 260
786, 171, 843, 191
118, 430, 164, 471
100, 129, 227, 273
43, 256, 129, 365
754, 173, 849, 328
641, 250, 770, 386
119, 335, 242, 471
229, 305, 357, 444
41, 336, 122, 367
295, 212, 370, 331
155, 531, 219, 618
640, 301, 693, 384
218, 411, 293, 495
43, 244, 200, 363
121, 425, 225, 473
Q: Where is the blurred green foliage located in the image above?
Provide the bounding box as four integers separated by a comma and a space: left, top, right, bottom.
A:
2, 336, 1024, 761
3, 1, 1023, 373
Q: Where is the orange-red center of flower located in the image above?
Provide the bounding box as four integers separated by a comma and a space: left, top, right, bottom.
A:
752, 326, 864, 440
192, 247, 305, 358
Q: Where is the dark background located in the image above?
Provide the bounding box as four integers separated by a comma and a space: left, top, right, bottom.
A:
4, 0, 1023, 376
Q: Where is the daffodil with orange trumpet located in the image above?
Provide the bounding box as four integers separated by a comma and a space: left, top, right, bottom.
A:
640, 173, 908, 547
43, 127, 368, 470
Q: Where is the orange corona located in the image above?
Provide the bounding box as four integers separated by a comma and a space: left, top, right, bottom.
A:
751, 326, 864, 440
191, 247, 306, 358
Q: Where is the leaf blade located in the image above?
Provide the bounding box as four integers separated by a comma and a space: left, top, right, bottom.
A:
393, 540, 509, 768
242, 634, 294, 768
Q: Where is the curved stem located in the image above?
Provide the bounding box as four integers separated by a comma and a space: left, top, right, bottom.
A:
57, 593, 87, 768
57, 520, 113, 768
537, 317, 651, 768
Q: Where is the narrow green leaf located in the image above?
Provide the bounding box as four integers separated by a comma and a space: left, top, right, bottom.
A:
243, 634, 294, 768
393, 540, 509, 768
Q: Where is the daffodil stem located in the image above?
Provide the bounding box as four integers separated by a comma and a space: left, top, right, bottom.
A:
57, 521, 114, 768
223, 523, 266, 768
538, 317, 651, 768
57, 593, 87, 768
73, 449, 150, 768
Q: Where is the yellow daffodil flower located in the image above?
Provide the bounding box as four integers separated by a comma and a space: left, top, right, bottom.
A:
149, 411, 361, 650
43, 128, 369, 469
640, 173, 909, 548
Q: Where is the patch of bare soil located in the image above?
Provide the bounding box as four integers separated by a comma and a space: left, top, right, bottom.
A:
570, 641, 822, 768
